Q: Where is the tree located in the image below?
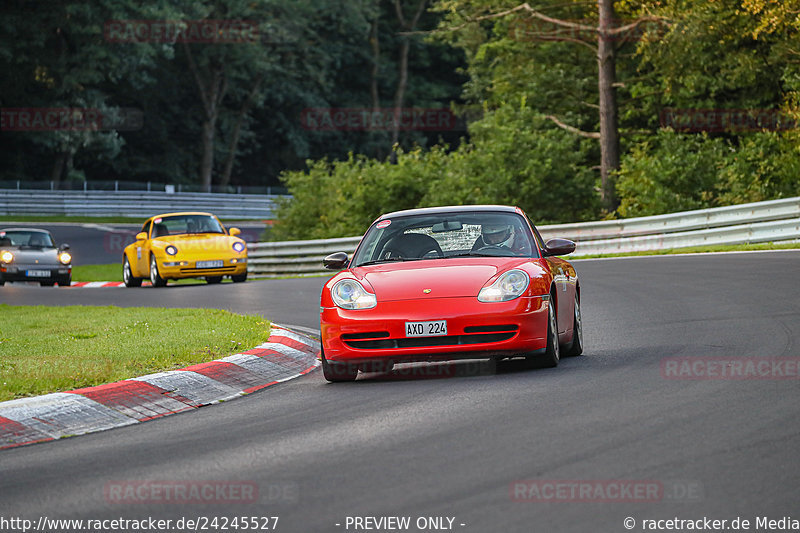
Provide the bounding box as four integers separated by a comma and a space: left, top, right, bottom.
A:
432, 0, 666, 211
0, 0, 165, 187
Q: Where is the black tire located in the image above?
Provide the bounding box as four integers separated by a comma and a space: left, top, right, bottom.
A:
57, 275, 71, 287
40, 281, 55, 287
539, 296, 560, 367
123, 257, 142, 288
206, 276, 223, 284
149, 255, 167, 287
564, 293, 583, 357
321, 348, 358, 382
231, 272, 247, 283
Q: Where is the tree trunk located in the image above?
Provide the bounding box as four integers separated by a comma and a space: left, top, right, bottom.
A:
370, 15, 381, 112
200, 118, 216, 192
369, 13, 386, 159
390, 37, 411, 163
51, 152, 66, 190
184, 43, 227, 192
597, 0, 620, 211
220, 75, 264, 188
389, 0, 427, 164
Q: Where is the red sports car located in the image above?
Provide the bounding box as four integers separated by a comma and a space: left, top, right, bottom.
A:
319, 205, 582, 382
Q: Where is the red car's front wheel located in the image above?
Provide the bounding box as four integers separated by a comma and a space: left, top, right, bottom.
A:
539, 299, 560, 367
321, 348, 358, 382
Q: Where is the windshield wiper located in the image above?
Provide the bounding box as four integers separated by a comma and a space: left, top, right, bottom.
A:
355, 257, 420, 267
445, 252, 497, 258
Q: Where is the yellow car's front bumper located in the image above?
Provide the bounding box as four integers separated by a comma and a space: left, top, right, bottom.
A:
158, 257, 247, 279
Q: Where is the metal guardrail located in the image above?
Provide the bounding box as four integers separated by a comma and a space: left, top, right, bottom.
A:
247, 197, 800, 277
538, 197, 800, 241
248, 236, 363, 275
0, 190, 285, 220
0, 179, 288, 195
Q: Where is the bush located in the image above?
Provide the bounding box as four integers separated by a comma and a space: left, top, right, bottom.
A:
272, 103, 600, 239
616, 130, 800, 218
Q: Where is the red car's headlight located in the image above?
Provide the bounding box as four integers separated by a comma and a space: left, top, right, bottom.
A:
331, 279, 377, 310
478, 269, 530, 302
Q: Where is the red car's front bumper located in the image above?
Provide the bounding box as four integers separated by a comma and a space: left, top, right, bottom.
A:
321, 295, 549, 364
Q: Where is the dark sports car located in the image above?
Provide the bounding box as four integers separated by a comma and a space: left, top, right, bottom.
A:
0, 228, 72, 287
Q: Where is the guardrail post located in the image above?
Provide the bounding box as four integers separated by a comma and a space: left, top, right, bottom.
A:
147, 181, 151, 192
115, 180, 119, 192
83, 181, 87, 192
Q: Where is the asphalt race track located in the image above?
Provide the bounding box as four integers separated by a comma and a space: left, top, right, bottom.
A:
1, 251, 798, 532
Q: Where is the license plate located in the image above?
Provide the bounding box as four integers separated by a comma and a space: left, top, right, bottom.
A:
405, 320, 447, 337
196, 260, 224, 269
26, 270, 50, 277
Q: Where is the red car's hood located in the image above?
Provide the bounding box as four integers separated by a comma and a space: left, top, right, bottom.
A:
352, 258, 531, 301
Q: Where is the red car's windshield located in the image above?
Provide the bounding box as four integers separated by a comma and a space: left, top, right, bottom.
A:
352, 211, 537, 267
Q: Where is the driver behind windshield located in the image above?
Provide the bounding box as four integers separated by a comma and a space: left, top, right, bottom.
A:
471, 220, 533, 256
473, 223, 515, 249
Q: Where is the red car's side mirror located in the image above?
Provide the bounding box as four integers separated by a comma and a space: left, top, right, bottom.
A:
543, 238, 576, 257
323, 252, 349, 270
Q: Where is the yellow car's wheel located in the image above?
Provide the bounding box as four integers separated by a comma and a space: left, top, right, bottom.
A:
149, 255, 167, 287
205, 276, 223, 284
123, 257, 142, 288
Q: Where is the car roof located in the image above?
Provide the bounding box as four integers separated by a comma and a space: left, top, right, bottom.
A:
149, 212, 215, 219
377, 205, 523, 219
0, 228, 53, 234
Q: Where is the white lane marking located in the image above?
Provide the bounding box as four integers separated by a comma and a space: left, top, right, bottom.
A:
81, 223, 121, 232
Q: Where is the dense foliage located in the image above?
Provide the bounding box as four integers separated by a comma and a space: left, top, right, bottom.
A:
3, 0, 800, 235
0, 0, 465, 190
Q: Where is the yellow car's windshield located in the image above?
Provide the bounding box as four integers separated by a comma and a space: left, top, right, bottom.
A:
152, 215, 224, 237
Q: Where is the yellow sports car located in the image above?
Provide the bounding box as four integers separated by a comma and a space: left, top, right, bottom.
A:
122, 212, 248, 287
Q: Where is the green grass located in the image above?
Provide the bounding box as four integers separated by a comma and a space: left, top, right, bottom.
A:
572, 241, 800, 259
72, 264, 122, 282
0, 305, 271, 402
72, 264, 236, 284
